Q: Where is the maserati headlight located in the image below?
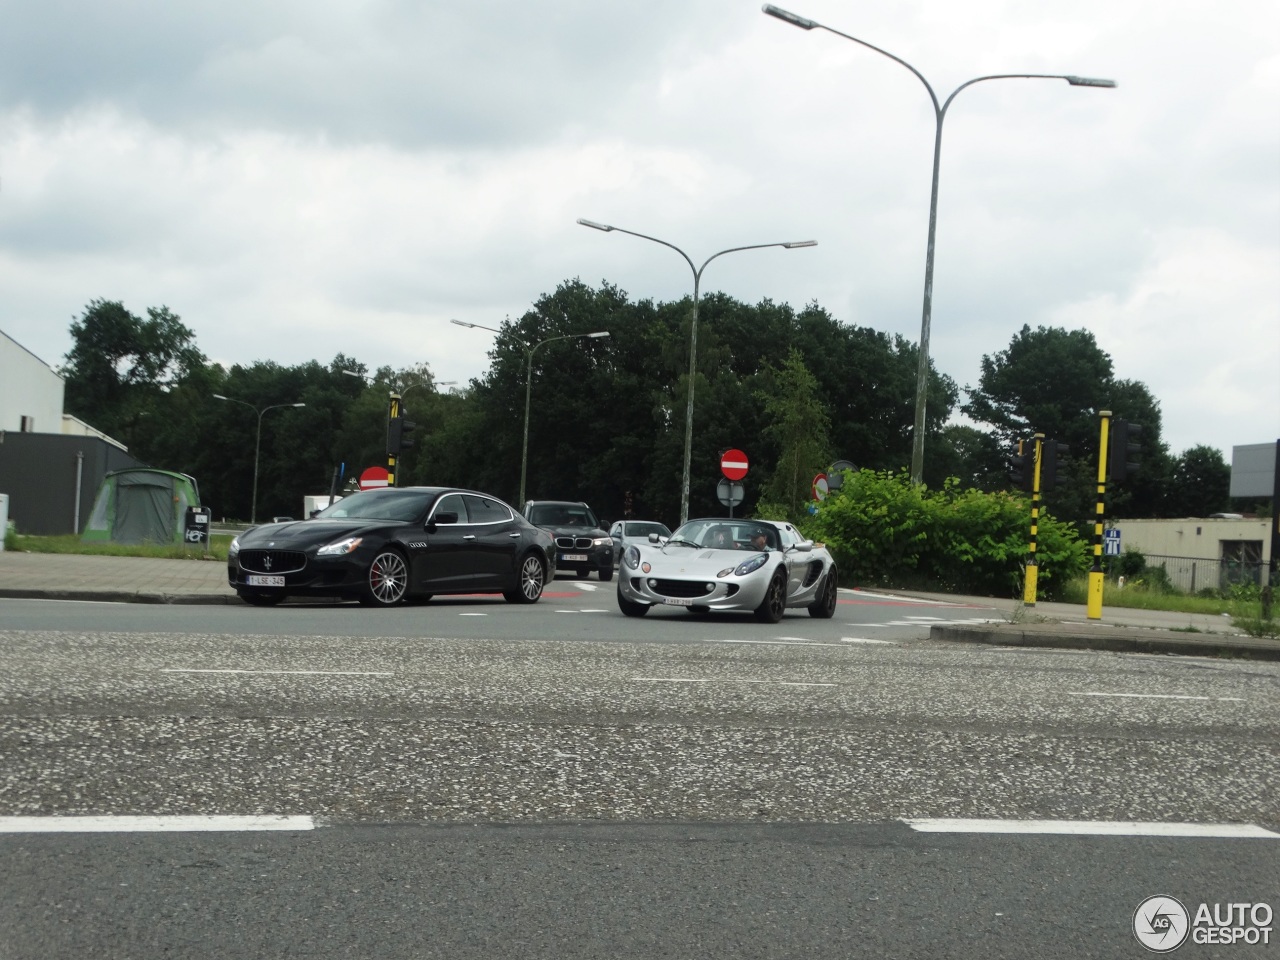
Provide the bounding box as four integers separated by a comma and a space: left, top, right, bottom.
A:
317, 536, 363, 556
228, 536, 241, 558
733, 553, 769, 577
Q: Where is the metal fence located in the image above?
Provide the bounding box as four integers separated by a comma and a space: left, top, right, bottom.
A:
1132, 554, 1271, 594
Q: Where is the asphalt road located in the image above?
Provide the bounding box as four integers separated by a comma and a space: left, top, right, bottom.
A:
2, 584, 1277, 959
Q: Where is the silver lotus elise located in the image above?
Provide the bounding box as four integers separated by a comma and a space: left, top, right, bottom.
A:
615, 518, 839, 622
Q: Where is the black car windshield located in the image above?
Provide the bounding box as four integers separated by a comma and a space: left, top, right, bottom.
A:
314, 490, 434, 522
624, 522, 671, 538
529, 504, 598, 527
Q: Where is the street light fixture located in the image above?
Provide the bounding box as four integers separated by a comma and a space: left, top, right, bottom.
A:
213, 394, 306, 524
576, 218, 816, 524
451, 319, 610, 506
762, 3, 1115, 484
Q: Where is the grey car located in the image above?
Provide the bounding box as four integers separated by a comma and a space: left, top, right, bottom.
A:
608, 519, 673, 567
616, 518, 838, 623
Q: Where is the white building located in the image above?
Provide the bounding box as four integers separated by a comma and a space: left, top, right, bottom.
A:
1111, 517, 1272, 590
0, 328, 65, 434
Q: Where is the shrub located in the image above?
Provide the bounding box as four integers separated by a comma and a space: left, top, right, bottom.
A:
797, 469, 1088, 597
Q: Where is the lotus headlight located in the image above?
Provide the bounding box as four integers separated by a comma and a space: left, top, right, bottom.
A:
317, 536, 363, 556
228, 536, 241, 558
734, 553, 769, 577
624, 545, 641, 569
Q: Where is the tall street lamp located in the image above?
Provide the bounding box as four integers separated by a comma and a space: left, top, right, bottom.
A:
213, 394, 306, 524
451, 319, 610, 506
577, 218, 816, 524
763, 4, 1115, 484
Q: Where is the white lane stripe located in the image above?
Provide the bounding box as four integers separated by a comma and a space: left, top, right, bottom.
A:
161, 669, 392, 677
458, 613, 488, 616
0, 815, 315, 833
1067, 691, 1244, 702
903, 616, 946, 622
632, 678, 837, 687
903, 819, 1280, 838
702, 639, 849, 648
840, 637, 896, 645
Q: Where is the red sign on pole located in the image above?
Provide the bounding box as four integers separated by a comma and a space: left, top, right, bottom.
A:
359, 466, 390, 490
721, 448, 749, 481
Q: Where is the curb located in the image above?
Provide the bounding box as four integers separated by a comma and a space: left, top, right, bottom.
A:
932, 622, 1280, 661
0, 589, 244, 605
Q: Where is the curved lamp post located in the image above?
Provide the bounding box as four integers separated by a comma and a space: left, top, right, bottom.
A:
213, 394, 306, 524
763, 4, 1115, 484
450, 319, 609, 506
577, 218, 816, 524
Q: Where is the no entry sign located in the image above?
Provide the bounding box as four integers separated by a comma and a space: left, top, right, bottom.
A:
359, 466, 390, 490
720, 448, 748, 481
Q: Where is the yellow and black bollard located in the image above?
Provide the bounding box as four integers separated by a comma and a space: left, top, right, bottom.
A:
386, 392, 401, 488
1087, 411, 1112, 619
1023, 434, 1044, 606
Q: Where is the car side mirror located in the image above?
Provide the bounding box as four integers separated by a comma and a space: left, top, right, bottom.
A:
648, 533, 661, 543
793, 541, 814, 553
427, 511, 458, 532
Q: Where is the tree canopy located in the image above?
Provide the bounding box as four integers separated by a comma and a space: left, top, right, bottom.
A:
57, 287, 1213, 530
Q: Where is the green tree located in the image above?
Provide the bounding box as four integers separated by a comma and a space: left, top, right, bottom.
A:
1165, 445, 1231, 517
963, 324, 1171, 530
757, 348, 830, 517
62, 300, 207, 439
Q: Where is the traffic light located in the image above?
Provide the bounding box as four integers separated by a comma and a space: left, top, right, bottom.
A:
1040, 441, 1070, 490
1107, 419, 1143, 482
386, 416, 418, 456
1008, 440, 1033, 492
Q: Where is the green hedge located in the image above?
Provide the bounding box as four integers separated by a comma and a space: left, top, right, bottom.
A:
794, 469, 1089, 598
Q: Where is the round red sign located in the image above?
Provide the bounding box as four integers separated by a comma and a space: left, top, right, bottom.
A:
720, 448, 748, 481
359, 466, 390, 490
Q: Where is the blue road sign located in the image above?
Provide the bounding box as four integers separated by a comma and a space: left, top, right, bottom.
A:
1103, 528, 1121, 556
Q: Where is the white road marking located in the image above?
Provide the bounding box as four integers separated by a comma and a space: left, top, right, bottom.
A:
570, 582, 599, 592
851, 590, 959, 604
702, 639, 850, 648
840, 637, 897, 645
632, 678, 837, 687
1067, 691, 1244, 702
903, 819, 1279, 838
160, 669, 392, 677
0, 815, 315, 833
902, 616, 947, 622
458, 612, 488, 617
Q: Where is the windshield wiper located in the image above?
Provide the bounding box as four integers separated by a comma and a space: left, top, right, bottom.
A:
666, 537, 700, 548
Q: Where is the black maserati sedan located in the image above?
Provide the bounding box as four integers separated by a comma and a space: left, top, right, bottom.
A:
226, 487, 557, 607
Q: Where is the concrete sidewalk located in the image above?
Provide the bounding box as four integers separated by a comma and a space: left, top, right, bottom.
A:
1, 551, 1277, 659
874, 589, 1280, 662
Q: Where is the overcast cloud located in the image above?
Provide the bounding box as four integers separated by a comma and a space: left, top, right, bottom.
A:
2, 0, 1277, 459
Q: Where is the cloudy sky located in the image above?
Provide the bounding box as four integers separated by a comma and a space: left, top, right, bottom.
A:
2, 0, 1277, 459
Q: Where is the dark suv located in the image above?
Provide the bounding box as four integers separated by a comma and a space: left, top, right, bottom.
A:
522, 500, 614, 581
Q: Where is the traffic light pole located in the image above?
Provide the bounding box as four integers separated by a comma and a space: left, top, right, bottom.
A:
387, 392, 401, 488
1087, 411, 1112, 620
1023, 434, 1044, 606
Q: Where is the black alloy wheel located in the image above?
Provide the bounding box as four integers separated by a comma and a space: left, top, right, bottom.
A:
753, 572, 787, 623
360, 549, 409, 606
505, 553, 545, 604
808, 567, 838, 619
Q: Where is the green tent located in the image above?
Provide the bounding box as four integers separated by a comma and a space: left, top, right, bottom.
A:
81, 468, 201, 545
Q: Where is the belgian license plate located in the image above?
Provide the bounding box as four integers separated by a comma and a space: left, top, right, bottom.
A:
247, 575, 285, 587
663, 597, 694, 606
561, 553, 588, 562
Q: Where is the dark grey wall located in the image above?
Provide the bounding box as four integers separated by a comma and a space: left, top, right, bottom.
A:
0, 432, 145, 536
